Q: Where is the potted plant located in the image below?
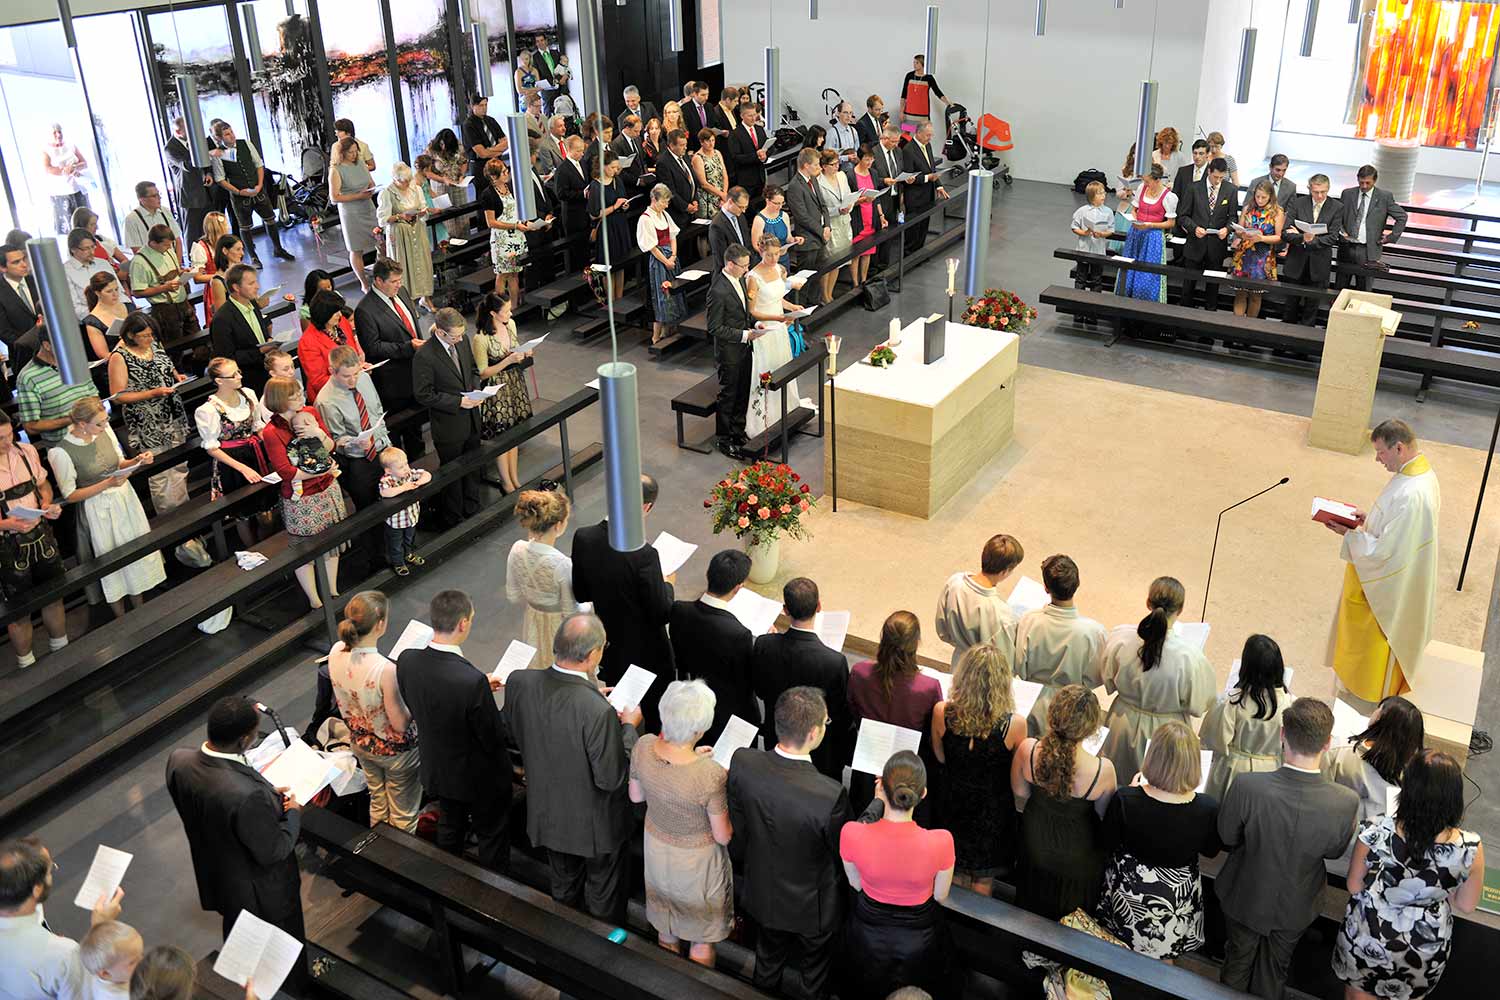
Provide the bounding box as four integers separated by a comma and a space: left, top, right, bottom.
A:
960, 287, 1038, 333
704, 460, 816, 582
867, 343, 897, 368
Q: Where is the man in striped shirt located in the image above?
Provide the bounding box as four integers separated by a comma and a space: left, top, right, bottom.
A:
16, 333, 98, 449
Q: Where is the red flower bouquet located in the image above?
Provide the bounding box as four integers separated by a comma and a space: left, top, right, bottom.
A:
705, 460, 816, 543
961, 287, 1038, 333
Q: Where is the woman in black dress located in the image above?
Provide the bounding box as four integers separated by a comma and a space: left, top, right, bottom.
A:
1010, 684, 1117, 920
931, 643, 1026, 895
588, 149, 633, 302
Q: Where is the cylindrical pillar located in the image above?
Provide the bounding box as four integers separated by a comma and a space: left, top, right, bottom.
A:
1300, 0, 1319, 57
1035, 0, 1047, 37
668, 0, 684, 52
578, 0, 604, 117
175, 75, 211, 168
810, 0, 819, 20
924, 6, 939, 78
470, 24, 492, 99
55, 0, 76, 49
1134, 80, 1158, 178
962, 171, 994, 297
505, 113, 535, 220
243, 5, 265, 74
28, 238, 89, 386
599, 362, 645, 552
764, 47, 780, 131
1234, 28, 1257, 104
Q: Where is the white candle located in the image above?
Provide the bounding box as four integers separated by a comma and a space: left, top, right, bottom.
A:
946, 258, 958, 296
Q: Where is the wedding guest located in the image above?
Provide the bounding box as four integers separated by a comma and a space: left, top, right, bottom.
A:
629, 680, 733, 967
79, 920, 142, 998
898, 54, 950, 129
81, 272, 128, 391
0, 836, 124, 1000
471, 292, 532, 492
209, 121, 294, 264
329, 591, 421, 830
314, 345, 390, 518
129, 224, 197, 344
847, 610, 942, 813
670, 549, 759, 745
1216, 697, 1359, 1000
1097, 721, 1221, 960
106, 312, 193, 523
931, 643, 1026, 894
1326, 695, 1425, 838
655, 129, 699, 230
0, 413, 68, 669
816, 150, 854, 304
50, 398, 165, 617
638, 184, 687, 347
507, 488, 580, 670
462, 95, 508, 188
297, 290, 363, 401
63, 228, 113, 319
751, 576, 850, 781
332, 117, 376, 171
1015, 554, 1107, 736
709, 187, 752, 267
377, 163, 436, 311
1205, 131, 1239, 186
1070, 182, 1115, 291
1153, 127, 1191, 179
840, 751, 955, 998
750, 185, 799, 263
413, 308, 484, 527
848, 144, 886, 288
259, 377, 346, 608
1011, 684, 1116, 919
355, 259, 426, 459
209, 263, 274, 395
376, 447, 428, 575
189, 211, 231, 326
934, 533, 1024, 670
1338, 164, 1408, 291
1114, 163, 1176, 304
588, 150, 633, 302
900, 121, 948, 255
478, 159, 530, 305
1229, 179, 1283, 318
693, 130, 729, 222
330, 137, 379, 293
1332, 750, 1483, 1000
1098, 576, 1217, 781
1200, 633, 1289, 802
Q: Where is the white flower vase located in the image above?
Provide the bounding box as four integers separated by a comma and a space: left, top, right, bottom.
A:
747, 535, 781, 584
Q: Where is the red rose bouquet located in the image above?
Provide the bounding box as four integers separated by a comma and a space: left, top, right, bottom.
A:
704, 460, 816, 544
961, 287, 1038, 333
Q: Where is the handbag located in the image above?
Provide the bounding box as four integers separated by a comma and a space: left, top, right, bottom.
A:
860, 276, 891, 312
787, 320, 806, 357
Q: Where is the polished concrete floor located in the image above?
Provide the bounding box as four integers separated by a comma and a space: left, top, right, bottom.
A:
21, 177, 1500, 988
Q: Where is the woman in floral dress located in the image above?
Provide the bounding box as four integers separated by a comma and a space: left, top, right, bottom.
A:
1333, 750, 1484, 1000
107, 313, 191, 519
471, 292, 533, 493
479, 159, 529, 305
1229, 179, 1283, 318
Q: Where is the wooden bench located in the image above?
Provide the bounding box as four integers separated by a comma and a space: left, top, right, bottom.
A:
671, 375, 720, 453
193, 944, 405, 1000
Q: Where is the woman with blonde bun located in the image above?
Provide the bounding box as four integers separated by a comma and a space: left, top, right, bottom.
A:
506, 489, 583, 668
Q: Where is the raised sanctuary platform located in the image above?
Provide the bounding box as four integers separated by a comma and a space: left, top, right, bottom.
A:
784, 365, 1499, 700
826, 319, 1018, 518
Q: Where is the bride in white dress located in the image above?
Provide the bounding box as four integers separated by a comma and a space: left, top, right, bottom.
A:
743, 235, 808, 440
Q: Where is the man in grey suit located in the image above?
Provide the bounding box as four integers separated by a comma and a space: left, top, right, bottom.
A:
1338, 163, 1407, 290
501, 613, 642, 924
1216, 697, 1359, 1000
785, 148, 832, 278
535, 115, 568, 177
1247, 153, 1296, 209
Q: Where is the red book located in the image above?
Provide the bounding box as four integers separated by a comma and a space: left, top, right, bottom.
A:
1311, 496, 1360, 528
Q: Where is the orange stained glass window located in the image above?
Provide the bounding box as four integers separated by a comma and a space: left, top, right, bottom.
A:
1355, 0, 1499, 148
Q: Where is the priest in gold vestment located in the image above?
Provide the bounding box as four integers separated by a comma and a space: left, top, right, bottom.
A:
1325, 419, 1440, 703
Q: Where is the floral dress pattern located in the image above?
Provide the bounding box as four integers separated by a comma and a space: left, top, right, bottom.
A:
1099, 850, 1206, 960
115, 344, 189, 452
1231, 205, 1279, 283
696, 153, 726, 220
473, 322, 533, 439
1332, 815, 1480, 1000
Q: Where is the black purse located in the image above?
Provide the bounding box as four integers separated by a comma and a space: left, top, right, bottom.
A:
860, 276, 891, 312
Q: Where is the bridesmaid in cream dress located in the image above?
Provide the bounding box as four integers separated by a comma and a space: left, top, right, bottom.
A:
505, 489, 586, 669
743, 235, 808, 441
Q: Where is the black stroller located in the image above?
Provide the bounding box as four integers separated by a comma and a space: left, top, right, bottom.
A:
944, 103, 1012, 188
284, 146, 332, 223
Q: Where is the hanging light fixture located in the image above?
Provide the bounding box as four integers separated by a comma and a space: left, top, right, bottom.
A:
175, 75, 211, 167
578, 0, 604, 115
459, 0, 473, 32
1235, 1, 1257, 104
504, 113, 535, 222
765, 47, 781, 130
285, 0, 297, 17
28, 239, 90, 386
470, 23, 492, 99
1134, 1, 1160, 178
1116, 0, 1125, 8
924, 6, 939, 78
1348, 0, 1360, 24
1300, 0, 1319, 57
55, 0, 76, 49
242, 4, 265, 73
809, 0, 818, 20
1035, 0, 1047, 37
668, 0, 684, 52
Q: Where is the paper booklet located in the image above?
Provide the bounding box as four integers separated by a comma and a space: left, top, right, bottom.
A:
919, 666, 952, 700
1224, 658, 1294, 697
74, 845, 132, 910
676, 269, 709, 282
812, 610, 851, 652
759, 138, 777, 154
462, 385, 501, 402
349, 417, 384, 445
1007, 576, 1049, 616
515, 333, 548, 353
607, 664, 657, 712
725, 587, 782, 636
782, 305, 817, 320
258, 737, 339, 805
1172, 621, 1211, 651
1293, 219, 1328, 235
7, 505, 45, 519
893, 170, 921, 183
388, 619, 433, 660
1230, 222, 1256, 237
851, 718, 922, 775
492, 639, 537, 683
1081, 726, 1109, 756
1311, 496, 1360, 528
1330, 698, 1370, 748
651, 530, 698, 577
260, 471, 282, 485
214, 910, 305, 999
1013, 678, 1044, 721
711, 715, 760, 769
616, 154, 637, 169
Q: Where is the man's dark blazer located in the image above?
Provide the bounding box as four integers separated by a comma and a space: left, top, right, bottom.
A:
572, 519, 675, 689
209, 297, 273, 394
1338, 184, 1408, 261
1280, 194, 1346, 286
354, 287, 422, 410
681, 100, 714, 151
0, 276, 39, 357
855, 111, 883, 149
785, 171, 830, 256
1216, 766, 1358, 933
654, 149, 699, 229
669, 598, 759, 744
411, 335, 481, 448
1178, 178, 1240, 266
609, 132, 647, 189
164, 747, 302, 932
708, 103, 739, 140
501, 665, 639, 857
164, 135, 212, 213
706, 271, 753, 442
615, 103, 660, 134
901, 139, 941, 217
751, 629, 851, 781
552, 156, 592, 237
728, 747, 852, 936
728, 123, 770, 200
868, 142, 904, 226
395, 645, 509, 803
1171, 162, 1203, 199
708, 210, 751, 267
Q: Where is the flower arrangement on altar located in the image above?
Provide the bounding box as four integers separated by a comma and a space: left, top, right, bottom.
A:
704, 461, 816, 543
961, 287, 1038, 333
867, 343, 897, 367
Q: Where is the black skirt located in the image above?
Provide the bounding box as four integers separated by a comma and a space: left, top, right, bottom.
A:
842, 892, 956, 999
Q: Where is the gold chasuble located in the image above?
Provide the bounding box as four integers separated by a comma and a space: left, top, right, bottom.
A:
1329, 454, 1440, 701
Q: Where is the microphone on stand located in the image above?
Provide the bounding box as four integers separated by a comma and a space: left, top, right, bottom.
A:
1202, 477, 1289, 621
255, 701, 292, 750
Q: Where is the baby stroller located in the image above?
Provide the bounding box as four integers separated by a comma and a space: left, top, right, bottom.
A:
284, 146, 332, 224
944, 103, 1012, 188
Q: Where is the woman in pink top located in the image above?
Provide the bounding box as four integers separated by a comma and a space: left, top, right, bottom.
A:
847, 611, 943, 814
839, 750, 956, 997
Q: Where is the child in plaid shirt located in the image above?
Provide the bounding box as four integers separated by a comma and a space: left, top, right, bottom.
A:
378, 447, 431, 576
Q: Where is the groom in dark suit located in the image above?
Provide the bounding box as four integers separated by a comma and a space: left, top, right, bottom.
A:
706, 244, 767, 460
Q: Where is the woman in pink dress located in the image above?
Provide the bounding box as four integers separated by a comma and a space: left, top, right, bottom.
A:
850, 145, 885, 290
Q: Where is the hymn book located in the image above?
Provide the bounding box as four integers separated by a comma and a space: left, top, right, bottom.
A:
388, 620, 433, 660
812, 610, 851, 652
651, 531, 698, 577
710, 715, 760, 769
607, 665, 657, 712
851, 719, 922, 775
492, 640, 537, 683
1007, 576, 1049, 616
725, 587, 782, 636
1172, 622, 1211, 651
215, 911, 304, 999
73, 845, 131, 910
1311, 497, 1360, 529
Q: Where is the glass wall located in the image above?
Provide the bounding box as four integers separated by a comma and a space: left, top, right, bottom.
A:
0, 20, 101, 237
247, 0, 328, 179
475, 0, 516, 119
319, 0, 400, 177
147, 6, 247, 159
390, 0, 456, 158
